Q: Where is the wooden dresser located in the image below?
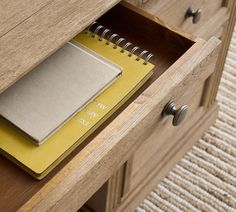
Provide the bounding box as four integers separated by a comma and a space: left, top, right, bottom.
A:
0, 0, 235, 211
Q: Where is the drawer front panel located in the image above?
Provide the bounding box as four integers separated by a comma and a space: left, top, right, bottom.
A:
124, 0, 226, 39
125, 81, 205, 193
157, 0, 223, 33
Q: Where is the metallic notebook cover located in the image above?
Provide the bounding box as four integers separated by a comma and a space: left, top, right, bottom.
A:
0, 42, 122, 145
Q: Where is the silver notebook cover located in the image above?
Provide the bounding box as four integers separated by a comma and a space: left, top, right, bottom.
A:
0, 42, 122, 145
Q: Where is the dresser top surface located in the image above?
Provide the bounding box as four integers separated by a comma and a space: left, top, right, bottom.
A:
0, 0, 120, 94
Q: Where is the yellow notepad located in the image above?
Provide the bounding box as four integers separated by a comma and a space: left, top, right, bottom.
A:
0, 29, 154, 179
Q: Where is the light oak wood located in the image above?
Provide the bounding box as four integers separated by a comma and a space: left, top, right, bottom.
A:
18, 9, 220, 211
126, 83, 206, 192
115, 104, 219, 212
125, 0, 172, 10
124, 0, 226, 40
0, 5, 195, 211
154, 0, 223, 36
88, 77, 211, 212
113, 2, 234, 210
195, 7, 229, 40
0, 0, 120, 94
122, 87, 204, 197
0, 1, 232, 211
0, 0, 52, 38
202, 0, 236, 108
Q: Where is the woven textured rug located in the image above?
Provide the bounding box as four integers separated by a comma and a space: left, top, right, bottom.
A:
137, 29, 236, 211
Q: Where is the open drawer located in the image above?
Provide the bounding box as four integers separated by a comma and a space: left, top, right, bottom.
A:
0, 3, 221, 212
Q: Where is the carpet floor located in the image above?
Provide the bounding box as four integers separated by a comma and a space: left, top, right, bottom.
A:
136, 28, 236, 212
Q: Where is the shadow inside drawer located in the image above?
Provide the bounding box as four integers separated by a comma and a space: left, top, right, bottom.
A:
98, 4, 194, 84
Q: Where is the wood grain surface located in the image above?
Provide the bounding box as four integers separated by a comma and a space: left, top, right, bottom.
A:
18, 7, 220, 211
0, 0, 120, 94
126, 85, 206, 192
124, 0, 225, 40
0, 0, 52, 37
0, 2, 223, 212
0, 5, 189, 211
0, 5, 192, 211
115, 104, 219, 212
203, 0, 236, 107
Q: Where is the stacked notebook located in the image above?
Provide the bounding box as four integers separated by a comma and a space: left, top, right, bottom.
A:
0, 42, 122, 145
0, 23, 155, 179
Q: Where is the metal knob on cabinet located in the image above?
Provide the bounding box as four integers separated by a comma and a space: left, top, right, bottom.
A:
162, 101, 188, 126
185, 7, 202, 24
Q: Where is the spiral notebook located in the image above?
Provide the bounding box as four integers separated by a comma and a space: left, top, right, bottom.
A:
0, 22, 155, 179
0, 42, 122, 145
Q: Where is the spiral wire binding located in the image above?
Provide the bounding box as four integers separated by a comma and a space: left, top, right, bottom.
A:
86, 22, 154, 65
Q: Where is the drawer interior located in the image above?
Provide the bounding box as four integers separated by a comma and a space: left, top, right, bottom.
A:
0, 3, 197, 211
98, 4, 194, 84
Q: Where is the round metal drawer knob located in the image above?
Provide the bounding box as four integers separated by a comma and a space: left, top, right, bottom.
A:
185, 7, 202, 24
162, 101, 188, 126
